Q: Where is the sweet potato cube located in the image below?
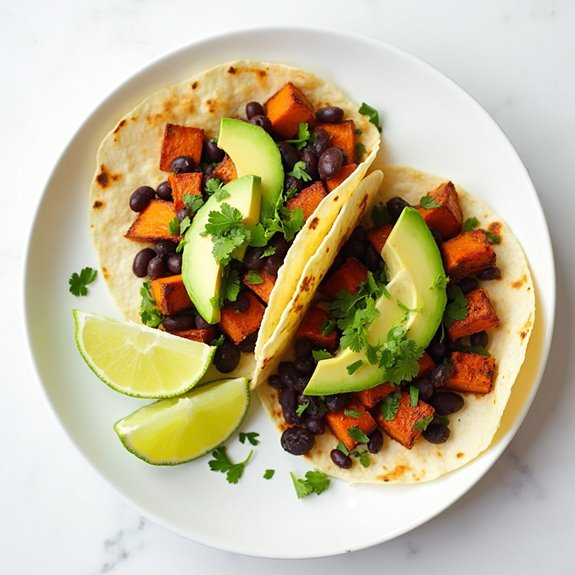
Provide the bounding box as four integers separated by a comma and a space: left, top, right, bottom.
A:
367, 224, 393, 254
355, 382, 397, 409
150, 275, 193, 316
417, 352, 436, 377
447, 288, 500, 340
159, 124, 204, 172
286, 181, 328, 220
441, 229, 496, 283
296, 306, 338, 350
377, 392, 435, 449
325, 163, 357, 192
213, 155, 237, 184
417, 181, 463, 241
316, 120, 356, 163
125, 199, 179, 242
264, 82, 316, 139
170, 327, 217, 344
168, 172, 203, 213
325, 401, 377, 451
242, 269, 276, 304
321, 257, 368, 300
445, 351, 496, 394
219, 291, 265, 345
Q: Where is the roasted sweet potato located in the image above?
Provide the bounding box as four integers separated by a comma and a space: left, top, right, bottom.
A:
444, 351, 496, 394
325, 163, 357, 192
150, 275, 193, 316
125, 199, 178, 242
315, 120, 356, 163
377, 392, 435, 449
296, 306, 338, 350
264, 82, 316, 139
219, 291, 265, 345
325, 401, 377, 451
321, 257, 368, 300
447, 288, 500, 340
168, 172, 203, 213
366, 224, 393, 254
286, 181, 328, 220
159, 123, 204, 171
242, 269, 276, 304
417, 352, 436, 378
355, 382, 397, 409
213, 155, 237, 183
417, 181, 463, 241
170, 327, 217, 344
441, 229, 496, 283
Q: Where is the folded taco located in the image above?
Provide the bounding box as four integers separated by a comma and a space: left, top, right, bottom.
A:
258, 165, 535, 483
89, 61, 380, 382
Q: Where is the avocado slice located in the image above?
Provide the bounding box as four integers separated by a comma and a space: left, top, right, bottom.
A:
217, 118, 284, 220
304, 208, 447, 395
181, 175, 262, 324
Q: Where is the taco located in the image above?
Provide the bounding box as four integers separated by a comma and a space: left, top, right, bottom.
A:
89, 61, 380, 382
258, 165, 535, 483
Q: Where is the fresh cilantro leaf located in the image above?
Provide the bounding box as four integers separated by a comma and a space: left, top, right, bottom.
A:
409, 385, 419, 407
432, 274, 449, 291
263, 469, 275, 480
358, 102, 382, 131
220, 268, 241, 304
205, 177, 224, 195
183, 193, 204, 213
208, 446, 253, 484
291, 472, 313, 499
261, 245, 276, 258
280, 206, 304, 241
68, 267, 97, 296
178, 215, 191, 235
484, 230, 501, 244
462, 216, 479, 232
211, 334, 225, 347
204, 203, 251, 266
380, 391, 401, 421
381, 284, 391, 299
348, 426, 370, 444
321, 318, 336, 336
214, 188, 230, 201
239, 432, 260, 446
444, 285, 469, 327
248, 223, 268, 247
245, 270, 264, 285
296, 402, 309, 417
346, 360, 364, 375
381, 326, 423, 384
336, 442, 350, 456
414, 415, 434, 431
288, 161, 312, 182
371, 204, 392, 226
204, 203, 243, 236
419, 194, 441, 209
168, 215, 181, 236
312, 349, 332, 362
290, 470, 331, 499
355, 142, 366, 159
286, 122, 315, 150
433, 414, 450, 426
355, 450, 371, 468
355, 128, 363, 135
139, 281, 163, 328
344, 409, 362, 419
285, 186, 299, 200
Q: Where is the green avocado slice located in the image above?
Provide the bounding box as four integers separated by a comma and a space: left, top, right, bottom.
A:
303, 208, 447, 395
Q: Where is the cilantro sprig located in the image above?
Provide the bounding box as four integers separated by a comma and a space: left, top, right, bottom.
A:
290, 470, 331, 499
208, 446, 253, 484
68, 267, 97, 296
139, 281, 163, 328
288, 161, 312, 182
358, 102, 382, 132
443, 285, 469, 327
203, 203, 251, 266
286, 122, 315, 150
419, 194, 441, 209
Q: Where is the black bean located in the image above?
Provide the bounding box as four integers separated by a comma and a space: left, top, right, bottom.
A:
330, 448, 352, 469
213, 340, 240, 373
279, 388, 298, 424
294, 338, 313, 359
428, 392, 464, 415
177, 207, 189, 222
239, 330, 258, 353
245, 101, 264, 119
427, 333, 448, 362
162, 313, 195, 332
459, 277, 479, 294
249, 114, 273, 134
367, 429, 384, 454
310, 128, 332, 156
203, 139, 225, 164
156, 181, 173, 201
316, 106, 344, 123
305, 418, 326, 435
166, 253, 182, 275
147, 256, 167, 279
129, 186, 156, 212
264, 254, 283, 277
477, 266, 501, 281
362, 243, 383, 272
430, 363, 455, 388
318, 147, 344, 180
278, 361, 298, 388
195, 313, 213, 329
300, 149, 319, 180
386, 196, 410, 221
234, 292, 250, 313
294, 356, 315, 375
280, 427, 315, 455
132, 248, 156, 277
470, 331, 488, 347
268, 374, 283, 389
342, 239, 365, 260
154, 240, 177, 258
244, 247, 266, 270
298, 395, 326, 419
350, 226, 368, 243
284, 175, 304, 196
423, 423, 451, 444
293, 374, 310, 393
269, 235, 289, 258
171, 155, 195, 174
276, 141, 299, 171
412, 378, 434, 402
324, 394, 350, 412
429, 226, 443, 245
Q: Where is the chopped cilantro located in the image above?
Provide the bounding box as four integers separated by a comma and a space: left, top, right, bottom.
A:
371, 204, 392, 226
344, 408, 362, 419
263, 469, 275, 480
218, 267, 241, 306
432, 274, 449, 291
409, 385, 419, 407
321, 318, 337, 336
211, 334, 225, 347
336, 442, 350, 455
168, 215, 181, 236
484, 230, 501, 244
380, 391, 401, 421
261, 245, 276, 258
443, 285, 469, 327
376, 325, 423, 385
433, 414, 450, 426
290, 470, 331, 499
355, 128, 363, 135
355, 450, 371, 468
203, 203, 251, 265
286, 122, 315, 150
355, 142, 366, 159
358, 102, 382, 131
139, 281, 163, 328
208, 446, 253, 484
245, 270, 264, 285
462, 216, 479, 232
346, 360, 364, 375
205, 177, 224, 195
239, 432, 260, 446
214, 187, 230, 201
178, 215, 191, 235
296, 402, 309, 417
288, 161, 312, 182
348, 426, 370, 444
183, 193, 204, 213
419, 194, 441, 209
68, 267, 97, 296
285, 186, 299, 200
414, 415, 434, 431
312, 349, 333, 362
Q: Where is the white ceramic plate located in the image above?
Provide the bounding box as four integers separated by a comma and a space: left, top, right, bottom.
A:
24, 27, 555, 558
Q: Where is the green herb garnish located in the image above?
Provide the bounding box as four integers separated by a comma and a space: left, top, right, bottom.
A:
462, 216, 479, 232
484, 230, 501, 244
355, 142, 367, 159
346, 360, 364, 375
414, 415, 434, 431
380, 391, 401, 421
336, 442, 350, 455
290, 470, 331, 499
358, 102, 382, 131
296, 402, 309, 417
183, 193, 204, 213
168, 215, 181, 236
139, 281, 163, 328
203, 203, 251, 266
286, 122, 315, 150
344, 409, 362, 419
205, 177, 224, 196
245, 270, 264, 285
288, 161, 312, 182
444, 285, 469, 327
348, 426, 370, 444
239, 432, 260, 446
68, 267, 97, 297
371, 204, 392, 226
312, 349, 333, 362
208, 446, 253, 484
263, 469, 275, 480
409, 385, 419, 407
419, 194, 441, 209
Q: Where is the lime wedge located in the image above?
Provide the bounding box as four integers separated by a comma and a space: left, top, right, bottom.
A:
73, 309, 216, 399
114, 377, 250, 465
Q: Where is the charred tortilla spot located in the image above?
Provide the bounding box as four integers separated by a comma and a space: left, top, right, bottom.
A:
295, 303, 303, 313
511, 274, 527, 289
333, 195, 340, 202
488, 221, 503, 243
300, 275, 314, 292
377, 464, 410, 482
456, 452, 464, 459
191, 81, 199, 90
92, 200, 104, 209
113, 119, 127, 134
257, 69, 267, 78
95, 164, 120, 188
228, 66, 236, 74
206, 98, 217, 114
102, 267, 110, 280
309, 217, 320, 230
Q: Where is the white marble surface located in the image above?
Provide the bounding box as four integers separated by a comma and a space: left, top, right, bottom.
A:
3, 0, 574, 572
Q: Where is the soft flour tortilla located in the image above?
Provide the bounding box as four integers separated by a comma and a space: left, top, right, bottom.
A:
258, 166, 535, 483
89, 60, 380, 384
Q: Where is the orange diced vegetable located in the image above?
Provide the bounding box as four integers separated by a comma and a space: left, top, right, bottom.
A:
168, 172, 203, 213
447, 288, 500, 340
296, 306, 338, 350
213, 155, 237, 183
441, 229, 496, 283
325, 163, 357, 192
366, 224, 393, 254
417, 181, 463, 241
219, 291, 265, 345
444, 351, 496, 394
150, 275, 193, 316
316, 120, 356, 163
355, 382, 397, 409
286, 181, 328, 220
264, 82, 316, 139
159, 123, 204, 172
417, 352, 436, 377
125, 199, 178, 242
242, 269, 276, 304
325, 401, 377, 451
170, 327, 217, 344
321, 257, 368, 300
377, 392, 435, 449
